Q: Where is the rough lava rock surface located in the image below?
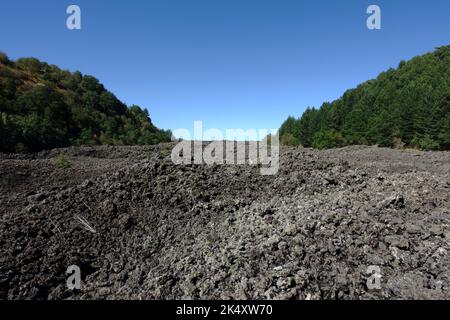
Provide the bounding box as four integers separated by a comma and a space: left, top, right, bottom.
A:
0, 144, 449, 300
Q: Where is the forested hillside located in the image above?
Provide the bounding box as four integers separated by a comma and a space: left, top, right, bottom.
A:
0, 52, 171, 152
279, 46, 450, 150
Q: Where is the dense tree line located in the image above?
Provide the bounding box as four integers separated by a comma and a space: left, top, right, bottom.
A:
0, 52, 172, 152
279, 46, 450, 150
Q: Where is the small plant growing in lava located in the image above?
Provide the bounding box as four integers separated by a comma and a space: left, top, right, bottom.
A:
55, 154, 72, 169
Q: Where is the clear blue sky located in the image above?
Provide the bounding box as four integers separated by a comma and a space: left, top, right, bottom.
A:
1, 0, 449, 137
